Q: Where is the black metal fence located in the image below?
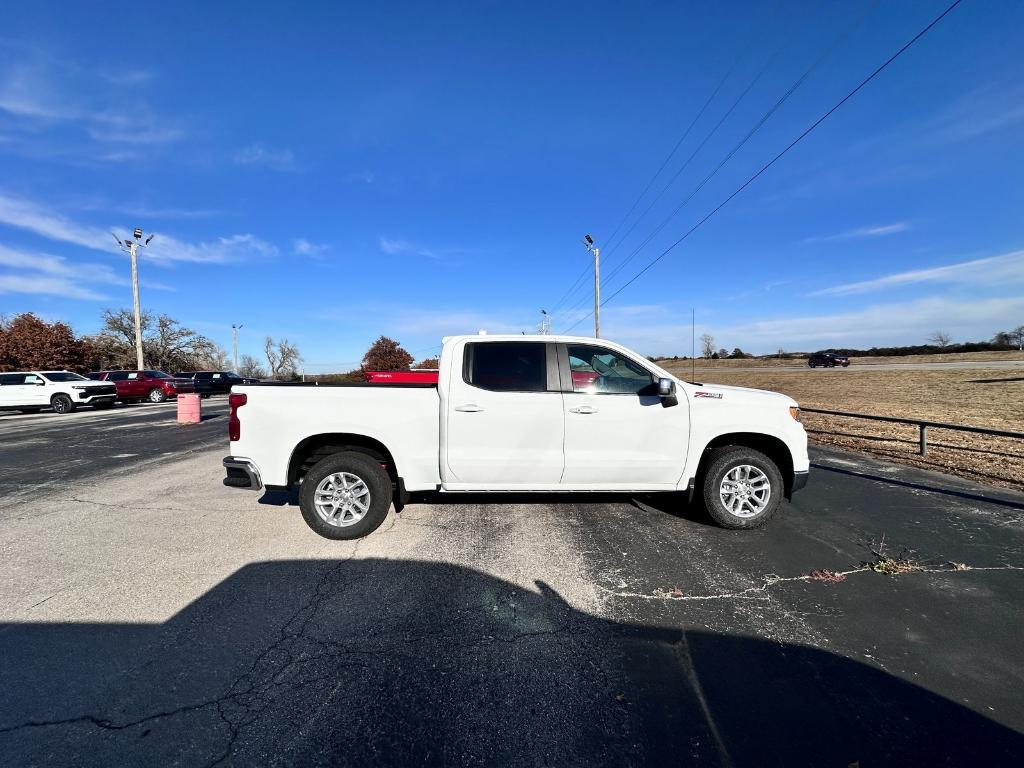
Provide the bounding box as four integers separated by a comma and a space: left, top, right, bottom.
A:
800, 407, 1024, 456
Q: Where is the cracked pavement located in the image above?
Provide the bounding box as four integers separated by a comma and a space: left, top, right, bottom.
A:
1, 405, 1023, 765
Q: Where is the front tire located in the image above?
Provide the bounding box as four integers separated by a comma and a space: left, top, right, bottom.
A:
148, 388, 167, 403
701, 447, 783, 530
299, 451, 393, 540
51, 394, 75, 414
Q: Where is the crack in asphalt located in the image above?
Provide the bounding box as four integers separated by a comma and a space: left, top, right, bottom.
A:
596, 563, 1024, 602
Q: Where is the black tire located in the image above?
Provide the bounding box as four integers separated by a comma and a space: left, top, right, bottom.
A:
51, 394, 75, 414
701, 447, 783, 530
299, 451, 393, 540
808, 362, 816, 368
148, 388, 167, 403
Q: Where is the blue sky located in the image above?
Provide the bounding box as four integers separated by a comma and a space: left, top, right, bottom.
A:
0, 0, 1021, 371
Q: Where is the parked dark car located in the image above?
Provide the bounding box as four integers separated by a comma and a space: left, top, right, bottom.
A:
807, 353, 850, 368
87, 370, 195, 403
174, 371, 260, 396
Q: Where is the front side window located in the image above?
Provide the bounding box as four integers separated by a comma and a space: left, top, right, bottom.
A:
41, 372, 87, 382
464, 342, 547, 392
566, 344, 655, 395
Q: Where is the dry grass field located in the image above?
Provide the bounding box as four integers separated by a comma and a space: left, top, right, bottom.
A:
668, 350, 1024, 370
661, 363, 1024, 491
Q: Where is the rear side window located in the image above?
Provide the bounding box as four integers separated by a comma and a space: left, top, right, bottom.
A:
463, 342, 547, 392
108, 372, 129, 381
0, 373, 23, 385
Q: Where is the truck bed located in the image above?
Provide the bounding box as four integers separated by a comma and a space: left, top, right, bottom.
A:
231, 384, 442, 489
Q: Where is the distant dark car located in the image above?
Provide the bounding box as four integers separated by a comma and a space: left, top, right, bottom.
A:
174, 371, 260, 396
87, 370, 195, 403
807, 353, 850, 368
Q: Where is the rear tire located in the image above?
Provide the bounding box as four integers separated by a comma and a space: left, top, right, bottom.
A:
148, 388, 167, 403
51, 394, 75, 414
701, 447, 783, 530
299, 451, 393, 540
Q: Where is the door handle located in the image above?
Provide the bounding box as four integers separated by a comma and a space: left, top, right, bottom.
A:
454, 404, 484, 412
569, 405, 598, 415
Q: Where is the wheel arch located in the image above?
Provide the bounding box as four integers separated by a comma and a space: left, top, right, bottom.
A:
694, 431, 795, 498
287, 433, 399, 487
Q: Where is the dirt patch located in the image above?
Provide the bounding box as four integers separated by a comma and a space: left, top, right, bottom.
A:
688, 367, 1024, 491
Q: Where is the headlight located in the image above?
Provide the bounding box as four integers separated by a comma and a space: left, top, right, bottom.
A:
789, 406, 801, 422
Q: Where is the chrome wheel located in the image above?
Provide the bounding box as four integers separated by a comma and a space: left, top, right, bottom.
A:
149, 388, 167, 403
313, 472, 371, 528
719, 464, 771, 518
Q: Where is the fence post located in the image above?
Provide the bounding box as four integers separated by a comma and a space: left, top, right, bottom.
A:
919, 424, 927, 455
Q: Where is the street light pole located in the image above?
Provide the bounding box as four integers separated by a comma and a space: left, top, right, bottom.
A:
113, 228, 154, 370
232, 323, 243, 371
582, 234, 600, 338
128, 241, 144, 370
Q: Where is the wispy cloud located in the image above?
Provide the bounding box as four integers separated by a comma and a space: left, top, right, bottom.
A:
379, 236, 441, 260
0, 273, 107, 300
0, 54, 183, 146
810, 250, 1024, 297
233, 143, 296, 171
597, 296, 1024, 355
923, 83, 1024, 144
802, 222, 909, 244
293, 239, 329, 258
0, 191, 276, 264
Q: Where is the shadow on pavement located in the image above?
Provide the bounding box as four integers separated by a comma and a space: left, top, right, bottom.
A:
813, 462, 1024, 511
2, 559, 1020, 766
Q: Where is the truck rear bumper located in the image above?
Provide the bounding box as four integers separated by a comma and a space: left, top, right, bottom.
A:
223, 456, 263, 490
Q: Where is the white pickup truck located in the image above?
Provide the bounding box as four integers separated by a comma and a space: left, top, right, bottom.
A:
223, 335, 809, 539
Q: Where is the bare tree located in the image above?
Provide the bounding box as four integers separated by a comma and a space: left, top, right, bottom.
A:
927, 330, 952, 348
1012, 325, 1024, 351
264, 336, 303, 379
238, 354, 267, 379
84, 309, 222, 372
700, 333, 715, 359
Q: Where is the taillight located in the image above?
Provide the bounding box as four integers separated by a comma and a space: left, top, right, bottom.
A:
228, 392, 247, 441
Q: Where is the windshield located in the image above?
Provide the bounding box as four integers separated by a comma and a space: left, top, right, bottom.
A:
42, 372, 88, 382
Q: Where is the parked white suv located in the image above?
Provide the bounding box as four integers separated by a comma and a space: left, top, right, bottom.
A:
0, 371, 118, 414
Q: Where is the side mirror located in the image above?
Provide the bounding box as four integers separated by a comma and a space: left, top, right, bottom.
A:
658, 377, 678, 408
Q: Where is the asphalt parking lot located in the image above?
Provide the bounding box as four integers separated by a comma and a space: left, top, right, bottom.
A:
1, 404, 1022, 766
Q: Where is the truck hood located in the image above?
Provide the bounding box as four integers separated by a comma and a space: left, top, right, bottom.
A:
687, 381, 798, 408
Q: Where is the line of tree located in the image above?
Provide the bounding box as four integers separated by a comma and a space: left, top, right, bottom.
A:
0, 310, 305, 379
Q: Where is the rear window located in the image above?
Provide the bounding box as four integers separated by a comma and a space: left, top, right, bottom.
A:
463, 342, 547, 392
145, 371, 170, 378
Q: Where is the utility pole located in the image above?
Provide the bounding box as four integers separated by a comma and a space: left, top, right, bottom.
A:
232, 323, 243, 371
112, 228, 154, 370
583, 234, 600, 338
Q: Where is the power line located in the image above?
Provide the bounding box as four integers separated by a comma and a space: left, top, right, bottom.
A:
561, 0, 964, 335
550, 11, 768, 317
599, 0, 878, 293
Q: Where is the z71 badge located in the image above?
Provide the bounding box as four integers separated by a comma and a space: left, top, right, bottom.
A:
694, 391, 723, 399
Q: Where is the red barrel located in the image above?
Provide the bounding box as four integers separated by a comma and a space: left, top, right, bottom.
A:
176, 393, 201, 424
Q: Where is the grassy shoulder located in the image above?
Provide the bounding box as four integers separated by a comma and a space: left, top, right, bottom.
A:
681, 366, 1024, 492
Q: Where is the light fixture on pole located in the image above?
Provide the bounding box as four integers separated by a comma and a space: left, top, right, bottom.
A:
232, 323, 243, 372
581, 234, 600, 338
112, 228, 155, 370
538, 309, 551, 335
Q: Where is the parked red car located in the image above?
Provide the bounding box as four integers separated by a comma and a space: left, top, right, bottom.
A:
87, 370, 195, 403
